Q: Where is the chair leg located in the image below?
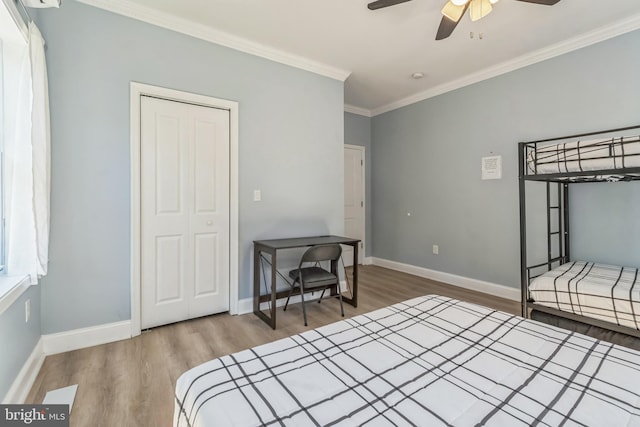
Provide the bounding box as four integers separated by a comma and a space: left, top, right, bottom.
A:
337, 283, 344, 317
318, 289, 326, 303
300, 282, 308, 326
283, 284, 295, 311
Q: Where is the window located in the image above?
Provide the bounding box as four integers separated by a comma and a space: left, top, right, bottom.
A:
0, 0, 50, 289
0, 38, 4, 271
1, 0, 29, 274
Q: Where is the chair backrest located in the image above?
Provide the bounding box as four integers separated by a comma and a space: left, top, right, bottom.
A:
299, 244, 342, 266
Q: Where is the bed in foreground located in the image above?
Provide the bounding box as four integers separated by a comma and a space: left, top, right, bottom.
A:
174, 295, 640, 426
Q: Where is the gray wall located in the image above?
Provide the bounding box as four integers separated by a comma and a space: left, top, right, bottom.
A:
0, 285, 41, 401
372, 29, 640, 288
36, 1, 344, 334
570, 183, 640, 268
344, 112, 372, 256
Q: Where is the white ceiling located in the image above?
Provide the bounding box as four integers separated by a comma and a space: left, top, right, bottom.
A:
84, 0, 640, 115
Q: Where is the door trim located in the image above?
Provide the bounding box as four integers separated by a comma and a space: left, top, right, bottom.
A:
344, 144, 365, 263
130, 82, 239, 337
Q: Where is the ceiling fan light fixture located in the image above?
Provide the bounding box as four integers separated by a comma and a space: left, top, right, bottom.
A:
469, 0, 493, 22
450, 0, 469, 5
441, 1, 466, 22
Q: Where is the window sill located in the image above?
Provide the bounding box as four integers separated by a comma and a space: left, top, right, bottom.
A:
0, 275, 31, 315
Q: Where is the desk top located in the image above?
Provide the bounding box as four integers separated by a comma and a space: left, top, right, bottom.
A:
254, 235, 360, 250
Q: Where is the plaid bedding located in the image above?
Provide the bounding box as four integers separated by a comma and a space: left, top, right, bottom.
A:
529, 261, 640, 331
526, 135, 640, 175
174, 294, 640, 426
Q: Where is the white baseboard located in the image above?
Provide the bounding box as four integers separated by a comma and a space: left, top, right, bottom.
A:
363, 257, 373, 265
2, 338, 45, 404
3, 320, 133, 403
371, 257, 520, 302
237, 281, 348, 315
237, 299, 253, 316
42, 320, 132, 356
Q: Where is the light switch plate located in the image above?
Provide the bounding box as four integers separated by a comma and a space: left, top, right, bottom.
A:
253, 190, 262, 202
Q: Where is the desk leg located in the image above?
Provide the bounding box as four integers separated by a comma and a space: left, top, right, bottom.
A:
253, 246, 260, 314
330, 259, 338, 296
341, 242, 359, 308
270, 251, 277, 329
253, 245, 277, 329
352, 243, 358, 307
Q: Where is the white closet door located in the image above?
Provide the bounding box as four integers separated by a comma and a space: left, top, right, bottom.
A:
344, 146, 365, 266
141, 96, 230, 329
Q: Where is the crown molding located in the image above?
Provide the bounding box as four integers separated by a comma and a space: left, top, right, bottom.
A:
372, 12, 640, 116
344, 104, 372, 117
74, 0, 351, 82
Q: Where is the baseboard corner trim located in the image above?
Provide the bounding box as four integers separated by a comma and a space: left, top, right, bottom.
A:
371, 257, 520, 302
42, 320, 132, 356
3, 338, 45, 404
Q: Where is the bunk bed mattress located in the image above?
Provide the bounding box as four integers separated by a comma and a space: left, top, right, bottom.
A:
526, 136, 640, 175
529, 261, 640, 331
174, 294, 640, 427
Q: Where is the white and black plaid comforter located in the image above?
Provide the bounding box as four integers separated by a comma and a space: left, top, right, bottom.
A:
526, 135, 640, 176
174, 295, 640, 426
529, 261, 640, 331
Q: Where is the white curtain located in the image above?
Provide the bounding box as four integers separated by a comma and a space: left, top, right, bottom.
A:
5, 22, 50, 284
29, 23, 51, 279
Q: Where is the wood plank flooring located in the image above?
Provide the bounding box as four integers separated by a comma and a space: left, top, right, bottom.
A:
26, 265, 519, 426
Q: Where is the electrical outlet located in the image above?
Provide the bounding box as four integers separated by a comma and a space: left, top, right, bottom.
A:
25, 299, 30, 323
432, 245, 439, 255
253, 190, 262, 202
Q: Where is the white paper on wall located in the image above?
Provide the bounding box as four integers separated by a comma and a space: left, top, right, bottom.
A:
482, 155, 502, 180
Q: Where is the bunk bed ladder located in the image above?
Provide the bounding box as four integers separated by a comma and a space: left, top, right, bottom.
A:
563, 183, 570, 264
546, 182, 558, 269
546, 182, 568, 269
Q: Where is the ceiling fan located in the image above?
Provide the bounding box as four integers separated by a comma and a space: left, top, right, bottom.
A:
367, 0, 561, 40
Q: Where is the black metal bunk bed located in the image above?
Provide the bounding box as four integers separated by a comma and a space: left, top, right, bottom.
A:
519, 124, 640, 346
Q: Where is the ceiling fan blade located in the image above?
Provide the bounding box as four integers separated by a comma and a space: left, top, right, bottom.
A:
367, 0, 412, 11
435, 2, 469, 40
515, 0, 561, 5
435, 16, 460, 40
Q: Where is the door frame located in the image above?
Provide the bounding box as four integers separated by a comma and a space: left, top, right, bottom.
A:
344, 144, 366, 263
130, 82, 239, 337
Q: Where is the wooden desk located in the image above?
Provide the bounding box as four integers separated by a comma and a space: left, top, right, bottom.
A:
253, 235, 360, 329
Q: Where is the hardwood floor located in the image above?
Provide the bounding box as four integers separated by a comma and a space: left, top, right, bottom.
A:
26, 265, 518, 426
